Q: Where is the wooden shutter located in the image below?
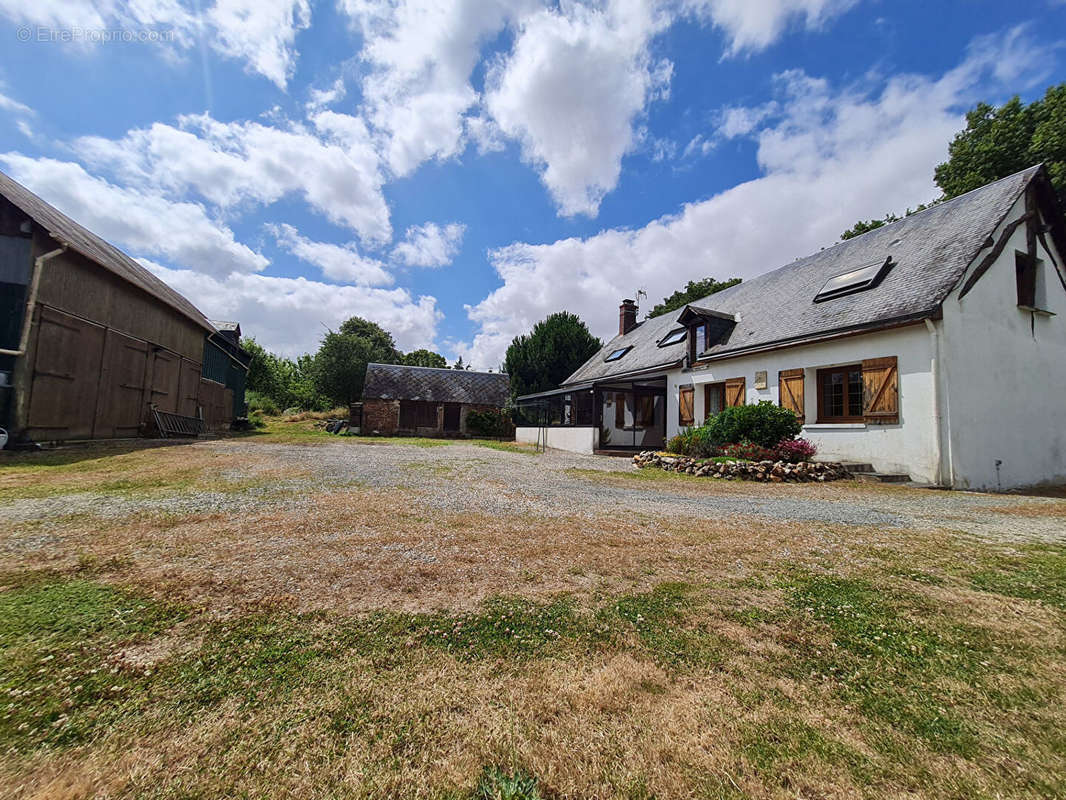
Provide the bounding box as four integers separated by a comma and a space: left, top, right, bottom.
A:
778, 368, 804, 420
725, 377, 746, 407
615, 393, 626, 428
862, 357, 899, 424
679, 386, 694, 427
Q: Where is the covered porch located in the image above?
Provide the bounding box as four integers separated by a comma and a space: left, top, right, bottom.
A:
514, 376, 667, 454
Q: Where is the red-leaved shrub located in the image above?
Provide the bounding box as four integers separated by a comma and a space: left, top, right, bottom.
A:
774, 437, 818, 463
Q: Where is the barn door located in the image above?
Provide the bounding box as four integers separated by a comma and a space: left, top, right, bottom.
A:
177, 358, 202, 418
148, 349, 181, 414
26, 306, 105, 440
93, 329, 149, 438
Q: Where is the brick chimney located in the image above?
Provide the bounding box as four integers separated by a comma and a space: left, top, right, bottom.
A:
619, 299, 638, 336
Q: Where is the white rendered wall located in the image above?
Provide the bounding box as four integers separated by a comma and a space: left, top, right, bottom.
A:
667, 325, 939, 482
515, 426, 598, 454
939, 193, 1066, 490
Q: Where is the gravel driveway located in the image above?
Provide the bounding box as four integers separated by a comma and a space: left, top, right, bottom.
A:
4, 438, 1065, 544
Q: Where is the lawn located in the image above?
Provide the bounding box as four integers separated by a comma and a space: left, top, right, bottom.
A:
1, 422, 1064, 799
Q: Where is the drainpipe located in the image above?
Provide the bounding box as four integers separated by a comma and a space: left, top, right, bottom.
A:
0, 245, 67, 357
924, 318, 948, 487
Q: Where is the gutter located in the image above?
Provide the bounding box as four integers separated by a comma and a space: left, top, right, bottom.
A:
924, 318, 950, 487
0, 245, 67, 357
206, 331, 252, 372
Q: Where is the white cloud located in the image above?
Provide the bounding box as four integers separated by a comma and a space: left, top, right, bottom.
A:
684, 0, 861, 55
456, 25, 1050, 369
392, 221, 465, 267
341, 0, 538, 176
77, 111, 391, 245
306, 76, 347, 111
485, 0, 672, 216
143, 262, 442, 357
207, 0, 311, 89
0, 154, 267, 276
0, 88, 32, 116
268, 222, 392, 285
0, 0, 310, 89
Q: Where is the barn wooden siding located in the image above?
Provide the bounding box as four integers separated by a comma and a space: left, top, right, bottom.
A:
7, 231, 234, 441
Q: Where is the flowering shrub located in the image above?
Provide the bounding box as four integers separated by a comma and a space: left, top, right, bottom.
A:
666, 425, 718, 457
774, 437, 818, 463
719, 441, 777, 462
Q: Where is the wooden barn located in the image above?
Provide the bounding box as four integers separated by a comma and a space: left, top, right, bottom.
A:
0, 169, 250, 445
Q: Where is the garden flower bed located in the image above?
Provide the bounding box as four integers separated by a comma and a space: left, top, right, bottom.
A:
634, 451, 850, 482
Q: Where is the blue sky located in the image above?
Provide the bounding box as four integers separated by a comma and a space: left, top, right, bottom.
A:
0, 1, 1063, 368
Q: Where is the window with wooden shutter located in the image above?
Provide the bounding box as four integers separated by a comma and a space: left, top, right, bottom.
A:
679, 386, 694, 427
778, 368, 804, 420
725, 377, 745, 407
861, 356, 899, 424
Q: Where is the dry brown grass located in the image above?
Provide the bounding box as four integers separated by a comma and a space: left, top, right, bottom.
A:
2, 437, 1065, 799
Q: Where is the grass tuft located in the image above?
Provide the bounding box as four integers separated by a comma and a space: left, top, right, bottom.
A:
472, 766, 546, 800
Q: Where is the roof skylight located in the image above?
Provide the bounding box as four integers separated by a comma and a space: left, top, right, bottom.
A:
604, 346, 632, 362
658, 329, 687, 347
814, 257, 893, 303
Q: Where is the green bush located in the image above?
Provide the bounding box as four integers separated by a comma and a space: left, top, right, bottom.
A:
705, 401, 801, 448
667, 401, 802, 456
246, 391, 281, 416
466, 408, 514, 438
666, 425, 717, 457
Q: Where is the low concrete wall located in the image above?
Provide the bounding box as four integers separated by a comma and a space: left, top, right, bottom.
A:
516, 426, 598, 454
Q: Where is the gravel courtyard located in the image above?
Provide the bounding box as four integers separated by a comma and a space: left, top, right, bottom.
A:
2, 428, 1065, 799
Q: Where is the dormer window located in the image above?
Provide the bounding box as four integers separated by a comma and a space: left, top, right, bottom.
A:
675, 305, 738, 364
814, 256, 893, 303
604, 346, 632, 362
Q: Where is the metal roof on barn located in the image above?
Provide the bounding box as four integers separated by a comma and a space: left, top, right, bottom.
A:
564, 165, 1049, 386
0, 168, 216, 333
363, 363, 510, 405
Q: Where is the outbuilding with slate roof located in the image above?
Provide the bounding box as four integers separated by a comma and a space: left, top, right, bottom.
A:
361, 362, 510, 436
516, 165, 1066, 490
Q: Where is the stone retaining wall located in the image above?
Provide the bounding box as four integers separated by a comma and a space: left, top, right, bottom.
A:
633, 451, 849, 482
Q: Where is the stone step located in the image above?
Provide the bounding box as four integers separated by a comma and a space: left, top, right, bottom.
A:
853, 471, 911, 483
840, 462, 876, 473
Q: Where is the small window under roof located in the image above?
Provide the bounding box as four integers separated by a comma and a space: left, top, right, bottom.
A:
814, 257, 893, 303
604, 346, 632, 362
658, 328, 687, 347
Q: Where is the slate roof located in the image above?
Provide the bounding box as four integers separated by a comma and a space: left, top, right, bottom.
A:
0, 168, 215, 333
363, 363, 511, 405
564, 165, 1042, 386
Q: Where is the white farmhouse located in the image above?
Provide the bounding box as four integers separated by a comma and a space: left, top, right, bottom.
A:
515, 165, 1066, 490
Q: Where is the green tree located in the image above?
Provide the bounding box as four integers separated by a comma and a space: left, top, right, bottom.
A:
338, 317, 402, 363
312, 332, 375, 407
403, 349, 448, 368
841, 83, 1066, 240
647, 277, 742, 318
504, 311, 601, 399
452, 357, 468, 370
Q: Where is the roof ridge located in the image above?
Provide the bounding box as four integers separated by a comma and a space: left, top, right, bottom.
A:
367, 362, 507, 377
